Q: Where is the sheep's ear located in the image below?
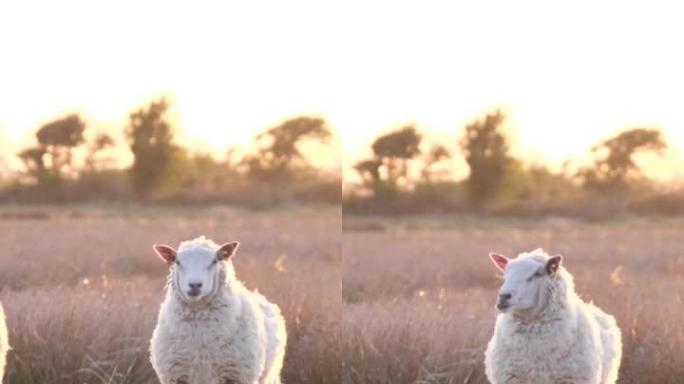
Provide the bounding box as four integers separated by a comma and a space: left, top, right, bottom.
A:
489, 252, 509, 272
153, 244, 177, 265
546, 255, 563, 275
217, 241, 240, 261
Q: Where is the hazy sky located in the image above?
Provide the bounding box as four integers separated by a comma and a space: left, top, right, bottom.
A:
1, 1, 683, 178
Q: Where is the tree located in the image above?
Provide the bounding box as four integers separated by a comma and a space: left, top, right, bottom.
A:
18, 146, 48, 182
126, 99, 177, 196
460, 110, 511, 208
38, 114, 86, 176
19, 114, 86, 184
353, 158, 383, 196
244, 116, 331, 181
579, 128, 666, 194
354, 125, 423, 197
371, 126, 422, 187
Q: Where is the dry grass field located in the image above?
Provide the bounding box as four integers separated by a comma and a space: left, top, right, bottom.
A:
343, 216, 684, 384
0, 204, 341, 384
3, 205, 684, 384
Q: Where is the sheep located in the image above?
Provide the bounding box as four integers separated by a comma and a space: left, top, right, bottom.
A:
484, 249, 622, 384
0, 302, 7, 381
150, 236, 287, 384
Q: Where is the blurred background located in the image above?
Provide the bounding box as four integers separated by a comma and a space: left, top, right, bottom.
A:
0, 100, 340, 207
0, 2, 342, 208
2, 1, 682, 216
339, 0, 684, 218
344, 114, 684, 218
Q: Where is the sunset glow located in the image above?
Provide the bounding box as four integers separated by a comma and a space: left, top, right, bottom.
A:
1, 1, 682, 179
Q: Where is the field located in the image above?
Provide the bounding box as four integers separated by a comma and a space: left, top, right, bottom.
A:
343, 216, 684, 384
0, 205, 341, 384
3, 206, 684, 384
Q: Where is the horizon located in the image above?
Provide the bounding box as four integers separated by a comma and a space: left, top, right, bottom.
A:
2, 1, 683, 180
3, 106, 683, 183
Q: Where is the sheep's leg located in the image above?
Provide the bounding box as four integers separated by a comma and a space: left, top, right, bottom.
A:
155, 360, 190, 384
219, 367, 258, 384
219, 373, 245, 384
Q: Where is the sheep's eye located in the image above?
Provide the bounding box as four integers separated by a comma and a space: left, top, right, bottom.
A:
175, 260, 181, 267
527, 271, 544, 281
208, 258, 218, 269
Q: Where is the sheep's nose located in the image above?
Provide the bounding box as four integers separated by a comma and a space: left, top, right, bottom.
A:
187, 282, 203, 297
496, 293, 512, 310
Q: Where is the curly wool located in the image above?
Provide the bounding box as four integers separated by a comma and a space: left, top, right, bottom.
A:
150, 237, 287, 384
485, 250, 622, 384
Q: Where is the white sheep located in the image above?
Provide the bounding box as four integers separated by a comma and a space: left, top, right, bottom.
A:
0, 302, 8, 381
150, 236, 287, 384
484, 249, 622, 384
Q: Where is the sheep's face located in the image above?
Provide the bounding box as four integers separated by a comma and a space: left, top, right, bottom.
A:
489, 251, 562, 314
154, 241, 239, 302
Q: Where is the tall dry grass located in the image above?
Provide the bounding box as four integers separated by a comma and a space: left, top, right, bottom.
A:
4, 205, 684, 384
0, 205, 341, 384
343, 216, 684, 384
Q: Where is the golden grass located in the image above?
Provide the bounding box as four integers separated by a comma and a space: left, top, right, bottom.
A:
343, 216, 684, 384
0, 206, 341, 384
3, 206, 684, 384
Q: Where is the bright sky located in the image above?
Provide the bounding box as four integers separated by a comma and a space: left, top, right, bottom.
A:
1, 1, 683, 180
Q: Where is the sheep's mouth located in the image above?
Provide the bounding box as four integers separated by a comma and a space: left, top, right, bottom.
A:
496, 302, 511, 312
187, 288, 202, 297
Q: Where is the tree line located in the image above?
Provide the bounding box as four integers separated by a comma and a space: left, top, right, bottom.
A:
2, 98, 338, 206
2, 101, 678, 216
346, 109, 675, 217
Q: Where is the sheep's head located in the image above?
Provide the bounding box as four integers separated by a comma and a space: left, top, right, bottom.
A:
153, 236, 239, 303
489, 249, 566, 316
